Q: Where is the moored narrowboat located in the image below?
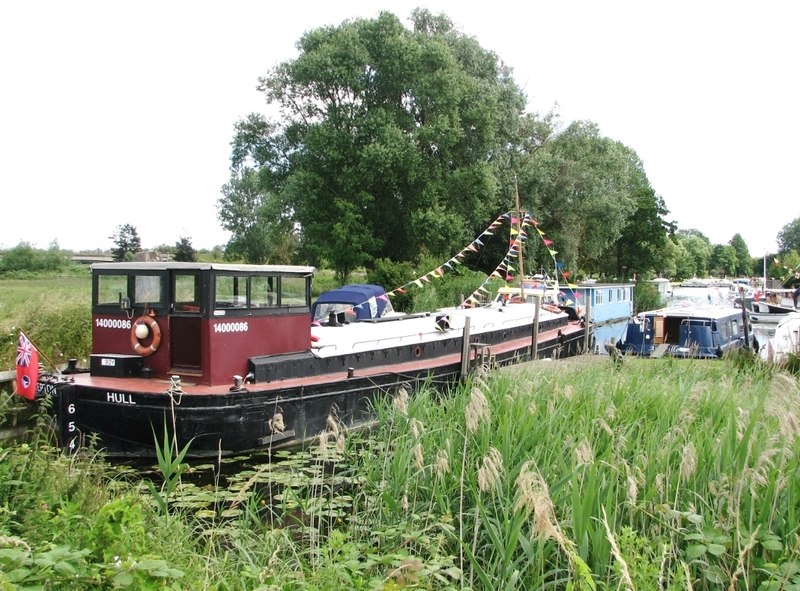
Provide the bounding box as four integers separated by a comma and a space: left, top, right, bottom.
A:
617, 305, 750, 359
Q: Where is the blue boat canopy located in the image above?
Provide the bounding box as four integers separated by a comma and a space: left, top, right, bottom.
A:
311, 284, 394, 323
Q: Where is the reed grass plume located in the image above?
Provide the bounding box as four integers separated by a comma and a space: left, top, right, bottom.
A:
766, 373, 800, 441
626, 466, 639, 507
434, 443, 450, 479
393, 386, 409, 416
601, 507, 635, 591
465, 385, 490, 434
268, 412, 285, 434
477, 447, 504, 493
413, 442, 424, 471
410, 417, 422, 440
513, 461, 562, 545
574, 438, 594, 466
679, 442, 697, 481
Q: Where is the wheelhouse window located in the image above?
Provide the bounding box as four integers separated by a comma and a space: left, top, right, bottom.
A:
215, 274, 247, 308
280, 276, 308, 307
174, 273, 201, 312
135, 275, 163, 305
214, 272, 309, 310
251, 275, 277, 308
96, 273, 128, 306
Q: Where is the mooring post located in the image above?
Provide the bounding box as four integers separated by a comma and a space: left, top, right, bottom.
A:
583, 297, 592, 353
460, 316, 472, 378
739, 287, 750, 349
530, 296, 541, 360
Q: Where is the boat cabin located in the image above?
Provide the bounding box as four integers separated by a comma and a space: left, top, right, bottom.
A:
575, 281, 635, 325
311, 284, 395, 324
619, 307, 748, 358
89, 262, 315, 386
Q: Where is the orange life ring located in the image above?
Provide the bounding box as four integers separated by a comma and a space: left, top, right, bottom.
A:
131, 315, 161, 357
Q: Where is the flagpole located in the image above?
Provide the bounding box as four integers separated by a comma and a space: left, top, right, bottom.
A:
20, 330, 61, 373
514, 177, 524, 281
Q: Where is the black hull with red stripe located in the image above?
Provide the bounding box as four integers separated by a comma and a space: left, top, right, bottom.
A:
37, 262, 591, 458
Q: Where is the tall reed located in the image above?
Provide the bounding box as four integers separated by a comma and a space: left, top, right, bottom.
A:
349, 357, 800, 589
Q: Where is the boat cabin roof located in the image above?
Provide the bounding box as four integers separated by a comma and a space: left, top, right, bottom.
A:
311, 284, 393, 322
639, 306, 744, 320
91, 262, 315, 275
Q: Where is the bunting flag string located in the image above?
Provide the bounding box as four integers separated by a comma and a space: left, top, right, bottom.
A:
331, 209, 568, 313
773, 258, 800, 285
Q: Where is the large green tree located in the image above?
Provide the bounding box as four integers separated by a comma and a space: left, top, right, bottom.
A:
709, 243, 737, 277
519, 121, 658, 275
728, 233, 751, 276
777, 218, 800, 255
218, 168, 299, 265
222, 9, 528, 281
173, 236, 197, 263
109, 224, 142, 262
674, 229, 712, 278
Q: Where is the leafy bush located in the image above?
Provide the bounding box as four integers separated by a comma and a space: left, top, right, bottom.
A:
633, 280, 663, 312
367, 258, 415, 312
1, 293, 91, 370
0, 243, 71, 275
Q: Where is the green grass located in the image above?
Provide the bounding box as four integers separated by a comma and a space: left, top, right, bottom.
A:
0, 274, 90, 324
0, 275, 92, 372
4, 355, 798, 589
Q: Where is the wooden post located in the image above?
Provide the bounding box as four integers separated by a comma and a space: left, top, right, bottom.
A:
583, 296, 592, 353
514, 177, 524, 281
739, 287, 750, 350
460, 316, 472, 378
530, 296, 541, 360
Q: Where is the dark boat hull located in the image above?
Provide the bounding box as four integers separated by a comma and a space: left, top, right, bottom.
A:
44, 322, 589, 458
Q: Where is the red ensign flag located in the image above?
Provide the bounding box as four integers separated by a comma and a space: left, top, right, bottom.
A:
15, 331, 39, 401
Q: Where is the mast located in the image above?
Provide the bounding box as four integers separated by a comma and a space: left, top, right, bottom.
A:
514, 176, 524, 280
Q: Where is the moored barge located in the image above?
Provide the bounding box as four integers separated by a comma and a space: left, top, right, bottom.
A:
36, 261, 590, 458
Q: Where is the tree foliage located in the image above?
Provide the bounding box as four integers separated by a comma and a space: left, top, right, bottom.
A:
777, 218, 800, 255
219, 9, 676, 282
709, 244, 737, 277
217, 168, 299, 264
222, 9, 528, 280
109, 224, 142, 262
728, 233, 751, 276
173, 236, 197, 262
674, 230, 712, 278
519, 121, 670, 277
0, 242, 70, 275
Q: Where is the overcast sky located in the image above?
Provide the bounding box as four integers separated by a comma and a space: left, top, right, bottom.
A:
1, 1, 797, 257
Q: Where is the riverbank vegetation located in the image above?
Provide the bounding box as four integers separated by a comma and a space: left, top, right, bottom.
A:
2, 354, 798, 589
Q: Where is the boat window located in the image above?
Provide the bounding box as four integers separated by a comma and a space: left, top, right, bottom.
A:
596, 290, 604, 305
718, 321, 729, 341
280, 276, 308, 307
251, 275, 277, 308
96, 273, 128, 306
174, 273, 201, 312
135, 275, 164, 305
215, 274, 247, 308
